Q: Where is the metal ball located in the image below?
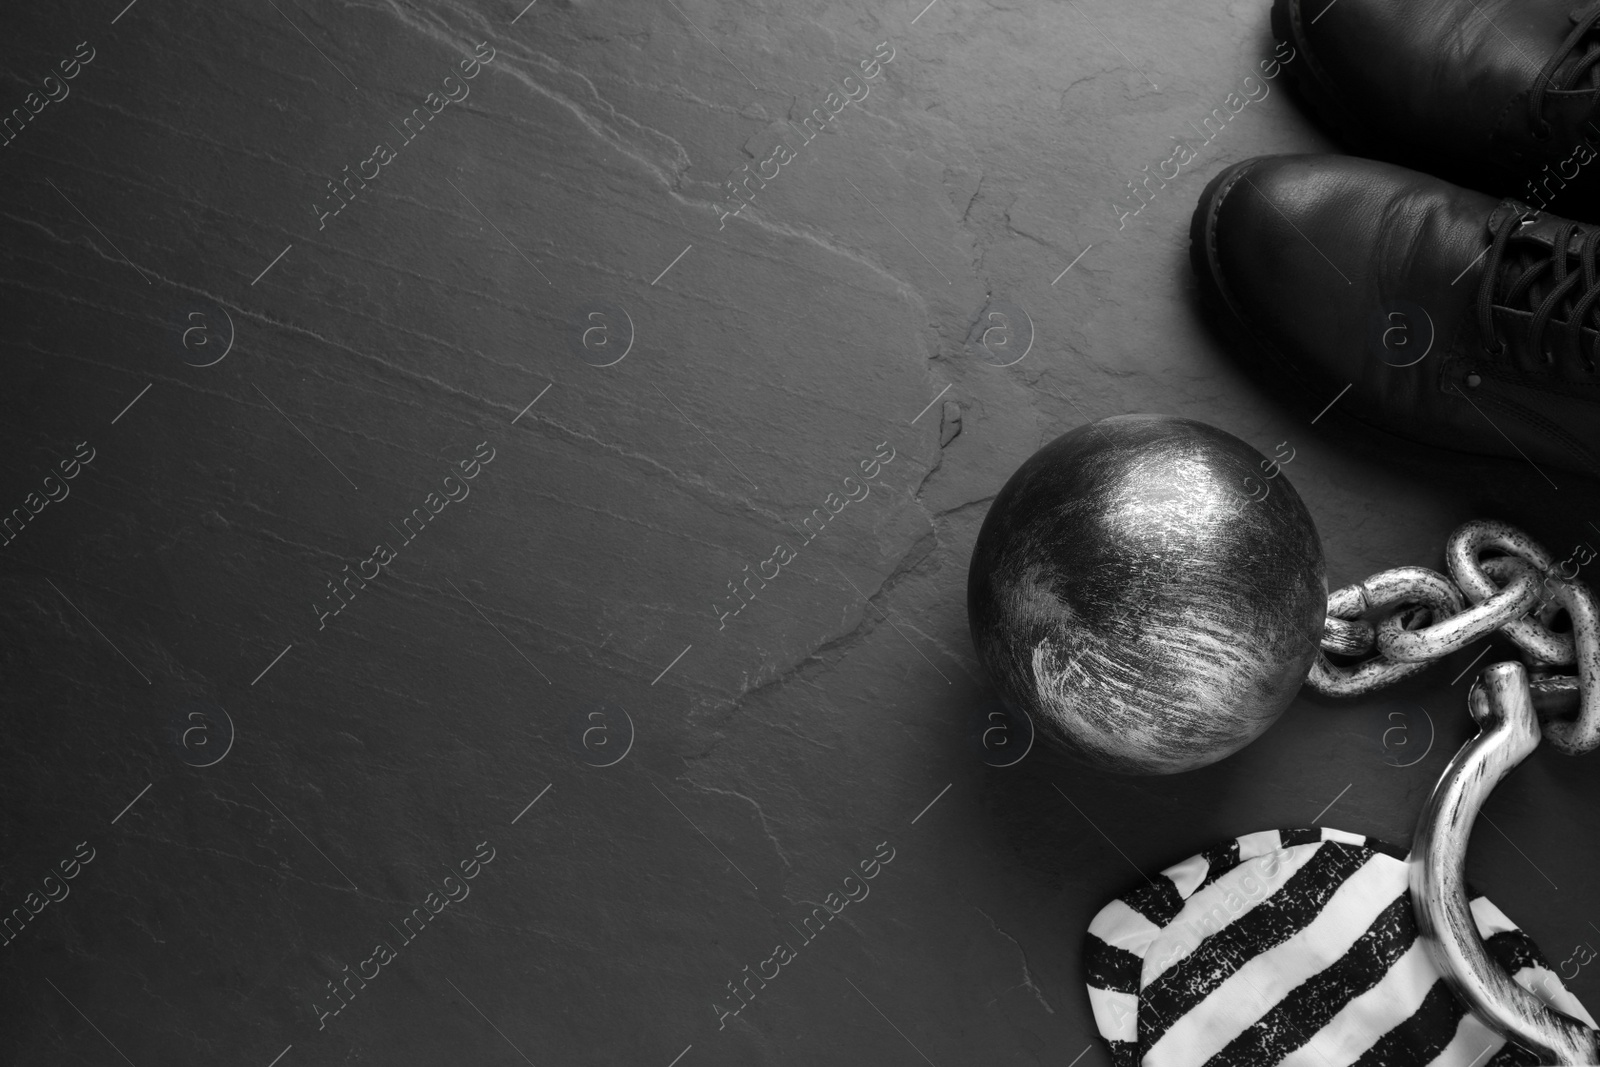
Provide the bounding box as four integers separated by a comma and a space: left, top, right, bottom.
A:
966, 414, 1327, 774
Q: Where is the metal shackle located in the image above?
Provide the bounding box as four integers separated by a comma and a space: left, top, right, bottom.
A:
1410, 661, 1598, 1063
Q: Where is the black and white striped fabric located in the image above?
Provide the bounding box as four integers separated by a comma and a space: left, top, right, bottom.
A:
1084, 827, 1595, 1066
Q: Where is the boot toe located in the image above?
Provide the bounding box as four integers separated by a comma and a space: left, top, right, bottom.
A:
1192, 154, 1378, 397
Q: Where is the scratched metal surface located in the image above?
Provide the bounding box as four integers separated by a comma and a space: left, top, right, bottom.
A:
2, 1, 1599, 1065
967, 416, 1326, 775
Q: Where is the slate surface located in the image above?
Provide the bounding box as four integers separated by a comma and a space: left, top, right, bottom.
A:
2, 1, 1598, 1064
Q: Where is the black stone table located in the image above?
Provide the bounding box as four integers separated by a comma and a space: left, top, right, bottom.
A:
3, 1, 1598, 1064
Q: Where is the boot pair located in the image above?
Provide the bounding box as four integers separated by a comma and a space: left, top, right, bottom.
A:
1190, 0, 1600, 480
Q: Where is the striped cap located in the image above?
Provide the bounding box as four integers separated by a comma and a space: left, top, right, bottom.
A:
1084, 827, 1596, 1066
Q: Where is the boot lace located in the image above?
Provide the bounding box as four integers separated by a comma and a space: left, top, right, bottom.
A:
1528, 0, 1600, 137
1477, 210, 1600, 374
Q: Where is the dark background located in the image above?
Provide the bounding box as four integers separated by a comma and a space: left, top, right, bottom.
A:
2, 1, 1598, 1064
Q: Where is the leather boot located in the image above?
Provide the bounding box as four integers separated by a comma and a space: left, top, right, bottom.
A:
1190, 153, 1600, 481
1272, 0, 1600, 216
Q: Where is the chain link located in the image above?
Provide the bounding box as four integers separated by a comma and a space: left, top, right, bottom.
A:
1303, 520, 1600, 754
1320, 615, 1375, 658
1307, 567, 1461, 696
1533, 576, 1600, 755
1446, 520, 1576, 665
1375, 559, 1541, 664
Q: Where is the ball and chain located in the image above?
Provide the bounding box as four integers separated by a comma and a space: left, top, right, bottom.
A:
1304, 519, 1600, 754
